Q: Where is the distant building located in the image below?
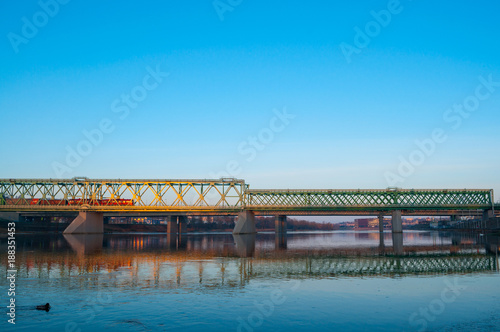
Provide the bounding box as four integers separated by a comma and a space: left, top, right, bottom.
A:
354, 218, 371, 229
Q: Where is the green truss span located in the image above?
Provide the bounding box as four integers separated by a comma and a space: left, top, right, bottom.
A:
245, 189, 494, 211
0, 178, 495, 212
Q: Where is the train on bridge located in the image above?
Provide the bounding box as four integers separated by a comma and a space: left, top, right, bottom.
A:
0, 196, 134, 207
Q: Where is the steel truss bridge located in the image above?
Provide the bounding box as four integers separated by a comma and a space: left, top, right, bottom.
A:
0, 178, 497, 216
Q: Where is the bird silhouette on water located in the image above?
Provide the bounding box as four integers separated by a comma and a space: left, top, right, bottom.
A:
36, 303, 51, 312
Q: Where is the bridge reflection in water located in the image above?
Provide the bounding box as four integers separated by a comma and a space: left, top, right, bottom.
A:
2, 232, 498, 292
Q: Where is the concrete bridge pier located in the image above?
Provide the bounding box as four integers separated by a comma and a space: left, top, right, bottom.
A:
275, 215, 287, 249
167, 216, 179, 234
275, 215, 287, 234
178, 216, 187, 234
392, 232, 404, 255
167, 216, 179, 248
63, 233, 103, 256
483, 210, 494, 221
233, 234, 256, 257
178, 216, 188, 249
275, 233, 287, 249
379, 234, 385, 254
378, 213, 385, 253
167, 233, 177, 248
392, 210, 402, 233
63, 211, 103, 234
233, 210, 256, 234
481, 210, 495, 230
378, 214, 384, 233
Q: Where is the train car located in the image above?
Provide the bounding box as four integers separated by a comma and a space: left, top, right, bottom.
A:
30, 199, 67, 205
67, 198, 134, 206
1, 196, 134, 206
109, 199, 134, 206
5, 198, 32, 205
98, 199, 134, 206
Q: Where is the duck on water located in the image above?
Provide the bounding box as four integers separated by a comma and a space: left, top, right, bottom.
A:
36, 303, 51, 311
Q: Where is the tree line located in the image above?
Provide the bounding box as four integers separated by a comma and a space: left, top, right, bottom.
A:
188, 216, 338, 231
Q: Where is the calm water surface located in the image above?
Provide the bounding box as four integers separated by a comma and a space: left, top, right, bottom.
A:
1, 230, 499, 331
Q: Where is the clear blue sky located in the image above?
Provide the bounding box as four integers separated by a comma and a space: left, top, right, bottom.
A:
1, 0, 499, 201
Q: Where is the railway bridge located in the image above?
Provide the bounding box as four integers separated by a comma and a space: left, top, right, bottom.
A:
0, 178, 497, 234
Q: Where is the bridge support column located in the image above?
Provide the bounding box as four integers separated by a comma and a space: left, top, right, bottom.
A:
483, 210, 494, 222
275, 233, 287, 249
275, 215, 287, 234
392, 210, 402, 233
167, 216, 178, 248
178, 216, 187, 249
167, 216, 179, 234
275, 215, 287, 249
392, 232, 403, 255
63, 234, 103, 256
178, 216, 187, 234
233, 210, 256, 234
233, 234, 256, 257
63, 211, 103, 234
450, 215, 458, 222
482, 210, 494, 230
378, 214, 384, 233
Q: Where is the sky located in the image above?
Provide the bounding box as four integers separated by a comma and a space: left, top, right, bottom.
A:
1, 0, 500, 205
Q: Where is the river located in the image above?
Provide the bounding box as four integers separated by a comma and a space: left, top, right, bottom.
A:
1, 230, 499, 331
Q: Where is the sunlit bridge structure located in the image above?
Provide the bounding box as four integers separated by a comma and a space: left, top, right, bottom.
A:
0, 178, 247, 211
0, 178, 497, 235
